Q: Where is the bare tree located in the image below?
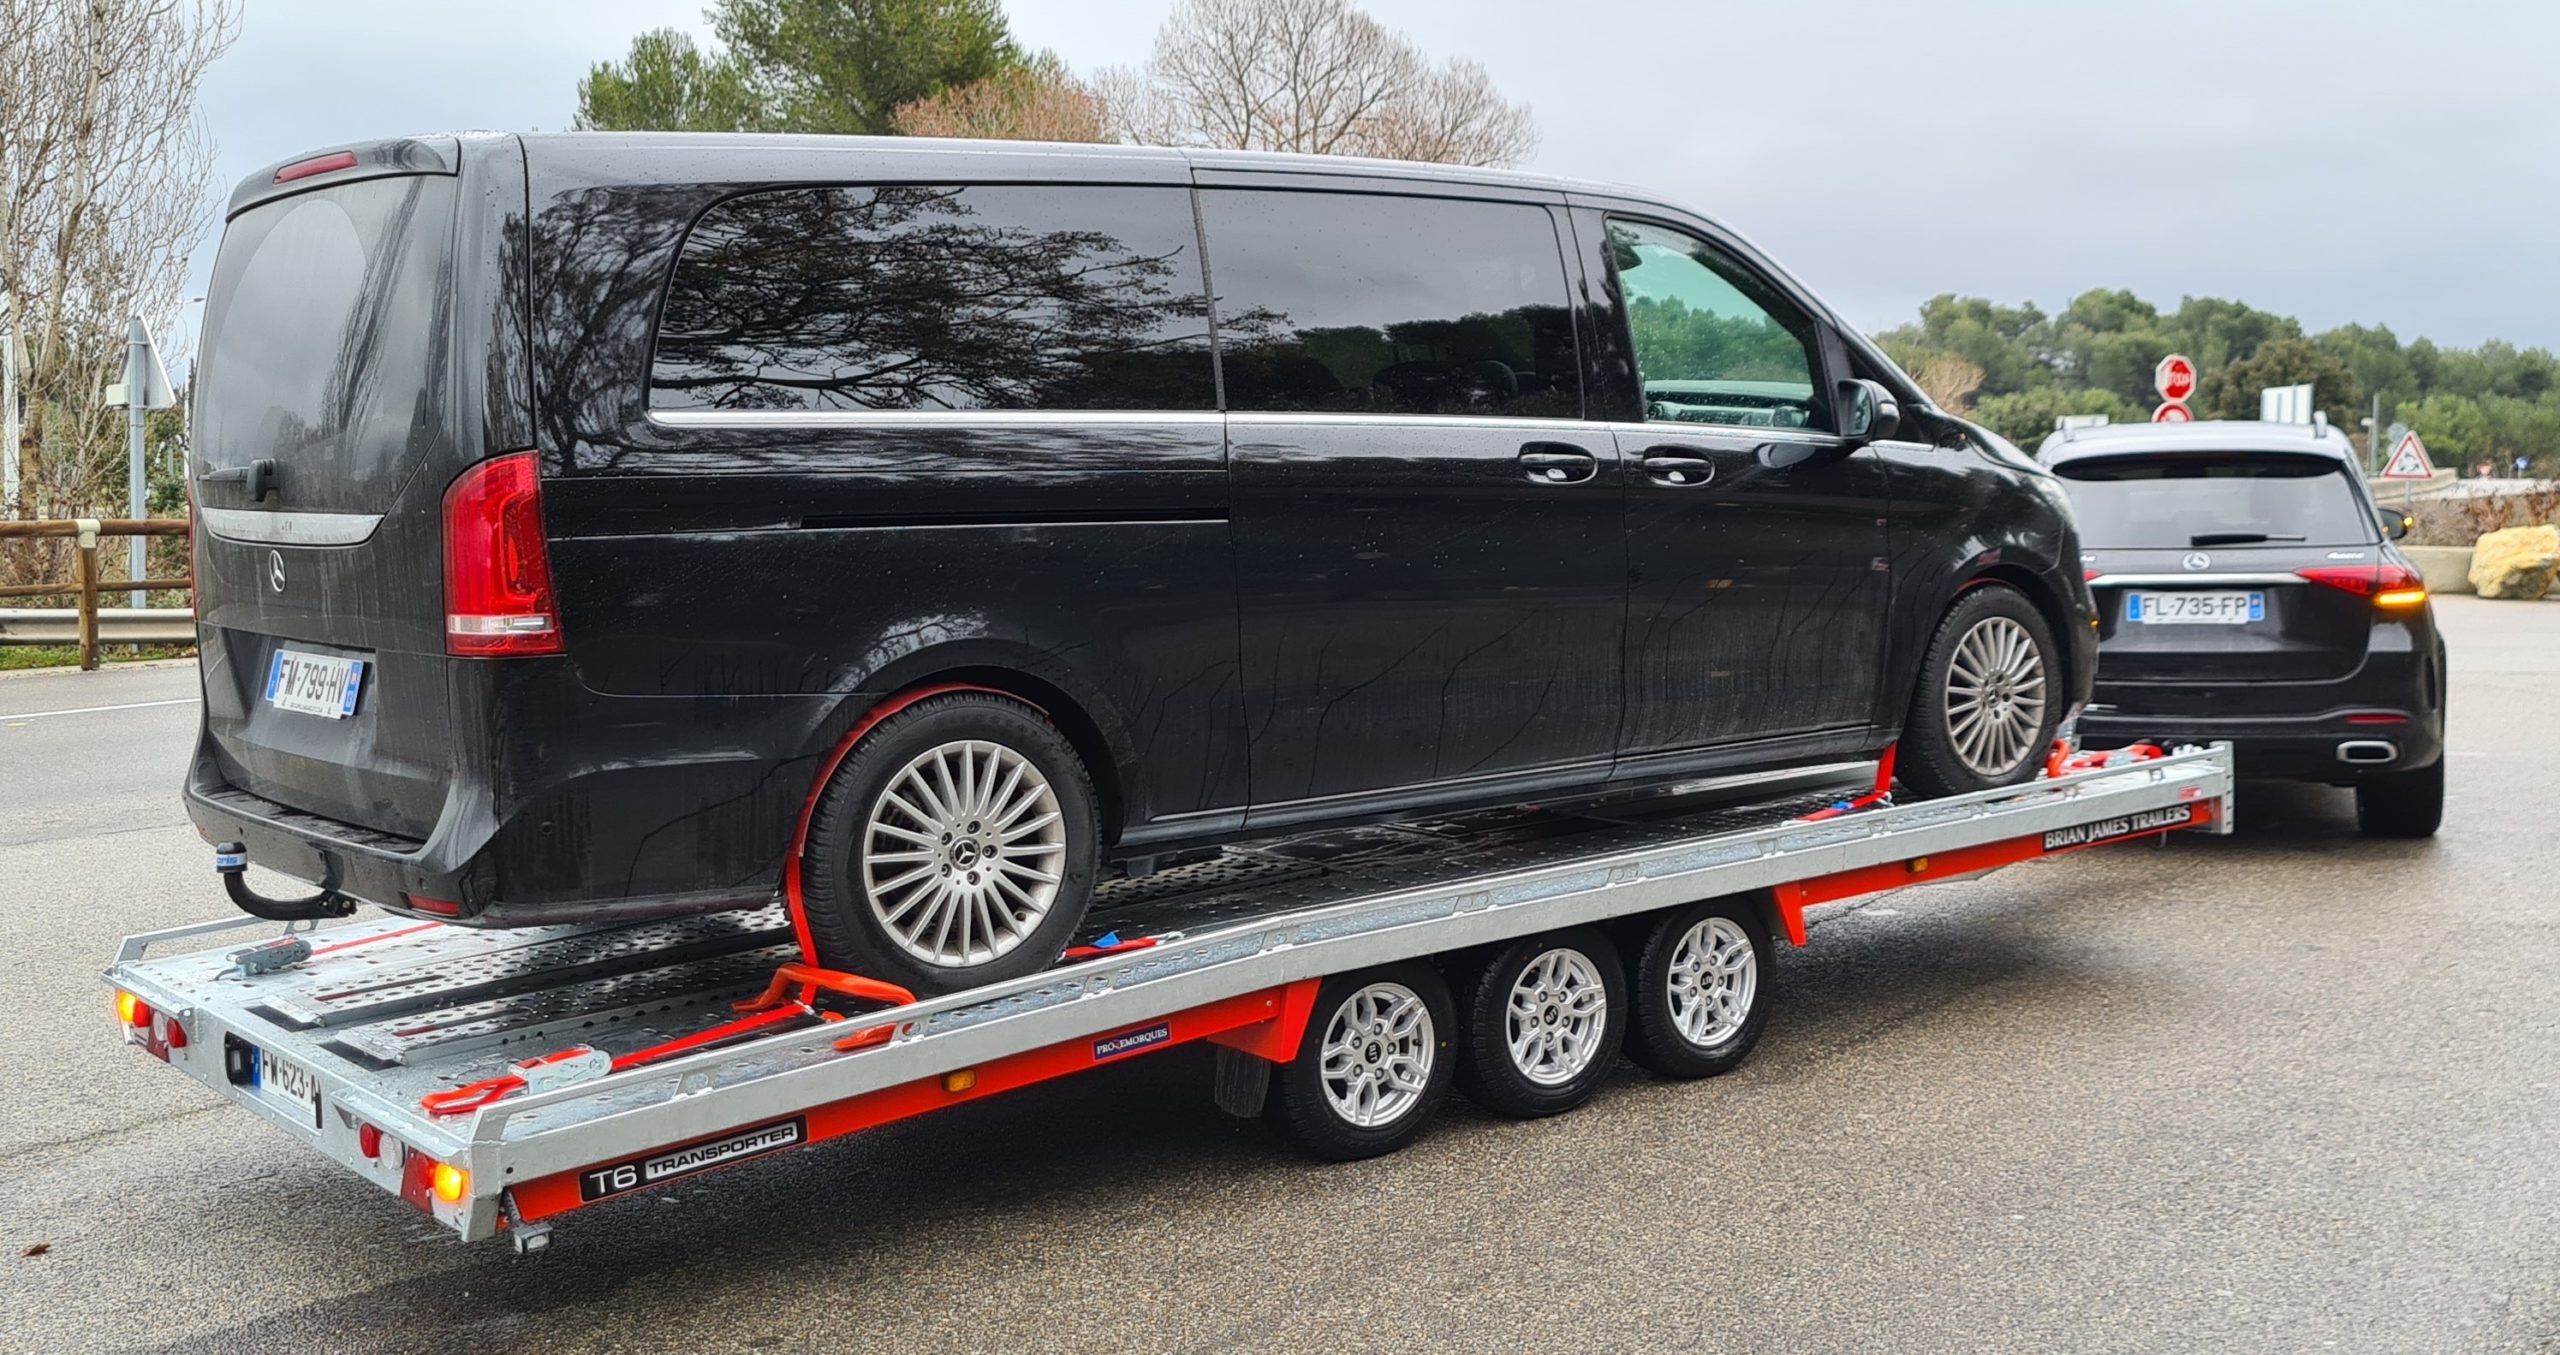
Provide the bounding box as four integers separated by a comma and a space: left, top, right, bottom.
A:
0, 0, 238, 520
1102, 0, 1537, 167
890, 53, 1109, 143
1909, 352, 1986, 413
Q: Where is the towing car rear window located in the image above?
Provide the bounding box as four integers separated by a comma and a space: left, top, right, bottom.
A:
2055, 453, 2377, 548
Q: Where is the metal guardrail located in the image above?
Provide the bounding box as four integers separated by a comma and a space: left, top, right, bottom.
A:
0, 607, 196, 645
0, 517, 193, 667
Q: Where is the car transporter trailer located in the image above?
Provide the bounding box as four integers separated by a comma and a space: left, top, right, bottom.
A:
104, 743, 2234, 1252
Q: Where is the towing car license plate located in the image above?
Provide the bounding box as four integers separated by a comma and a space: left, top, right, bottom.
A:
2125, 590, 2263, 625
265, 648, 365, 718
251, 1045, 323, 1129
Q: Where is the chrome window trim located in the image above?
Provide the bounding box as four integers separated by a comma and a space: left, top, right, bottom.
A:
1597, 419, 1842, 448
649, 409, 1226, 430
1226, 411, 1594, 433
197, 506, 383, 547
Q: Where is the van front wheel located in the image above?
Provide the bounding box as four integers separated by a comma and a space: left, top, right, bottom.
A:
798, 693, 1099, 995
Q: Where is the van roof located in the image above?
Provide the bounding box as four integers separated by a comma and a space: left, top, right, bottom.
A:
507, 130, 1648, 197
2037, 419, 2362, 467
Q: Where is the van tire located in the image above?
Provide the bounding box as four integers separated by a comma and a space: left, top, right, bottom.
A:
1898, 584, 2063, 799
798, 692, 1099, 995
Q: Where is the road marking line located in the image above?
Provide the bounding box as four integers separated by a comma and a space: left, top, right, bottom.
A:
2, 697, 198, 722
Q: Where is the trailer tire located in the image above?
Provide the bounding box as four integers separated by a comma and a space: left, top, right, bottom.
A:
1626, 898, 1772, 1080
1269, 964, 1454, 1161
799, 692, 1100, 996
1455, 928, 1626, 1119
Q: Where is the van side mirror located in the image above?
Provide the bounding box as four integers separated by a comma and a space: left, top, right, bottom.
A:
1838, 378, 1900, 445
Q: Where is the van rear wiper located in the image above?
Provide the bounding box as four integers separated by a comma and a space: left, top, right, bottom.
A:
2188, 531, 2304, 546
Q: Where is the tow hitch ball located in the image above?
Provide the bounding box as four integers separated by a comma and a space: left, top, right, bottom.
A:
214, 841, 358, 923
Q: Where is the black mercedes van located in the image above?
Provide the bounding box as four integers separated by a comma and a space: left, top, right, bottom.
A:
186, 133, 2095, 993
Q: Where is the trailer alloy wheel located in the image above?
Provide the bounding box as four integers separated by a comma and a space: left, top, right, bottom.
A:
1627, 897, 1773, 1079
1270, 963, 1454, 1160
1456, 927, 1626, 1118
800, 692, 1098, 995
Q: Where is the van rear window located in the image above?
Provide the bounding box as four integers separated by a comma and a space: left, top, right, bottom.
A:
2055, 453, 2378, 548
196, 174, 459, 512
650, 184, 1217, 413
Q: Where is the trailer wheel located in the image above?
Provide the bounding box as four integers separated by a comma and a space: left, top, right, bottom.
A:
1454, 928, 1626, 1119
1626, 898, 1773, 1080
1268, 964, 1454, 1161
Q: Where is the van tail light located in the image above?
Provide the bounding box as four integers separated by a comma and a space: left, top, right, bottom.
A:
2297, 563, 2428, 610
443, 452, 563, 657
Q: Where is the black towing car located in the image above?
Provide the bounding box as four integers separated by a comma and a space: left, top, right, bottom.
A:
2042, 419, 2444, 837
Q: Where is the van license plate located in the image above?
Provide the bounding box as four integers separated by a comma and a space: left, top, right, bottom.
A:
251, 1045, 323, 1129
265, 649, 365, 718
2125, 591, 2263, 625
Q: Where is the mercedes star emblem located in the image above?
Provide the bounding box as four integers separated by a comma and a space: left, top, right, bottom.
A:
2181, 551, 2211, 571
268, 550, 286, 593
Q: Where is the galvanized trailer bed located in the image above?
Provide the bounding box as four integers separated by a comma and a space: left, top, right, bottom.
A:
105, 746, 2233, 1248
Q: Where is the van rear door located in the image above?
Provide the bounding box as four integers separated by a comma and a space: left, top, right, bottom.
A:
188, 137, 520, 841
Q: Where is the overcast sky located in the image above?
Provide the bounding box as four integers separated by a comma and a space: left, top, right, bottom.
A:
190, 0, 2560, 350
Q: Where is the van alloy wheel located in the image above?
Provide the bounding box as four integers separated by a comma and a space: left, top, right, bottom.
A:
1943, 614, 2049, 777
862, 738, 1068, 968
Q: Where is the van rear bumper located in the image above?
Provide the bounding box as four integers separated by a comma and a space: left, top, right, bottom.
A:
183, 690, 809, 926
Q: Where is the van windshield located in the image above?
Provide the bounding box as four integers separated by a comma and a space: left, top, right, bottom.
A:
194, 174, 458, 514
2056, 453, 2378, 549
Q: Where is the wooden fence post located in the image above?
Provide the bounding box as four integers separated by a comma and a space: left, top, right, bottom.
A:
74, 518, 101, 671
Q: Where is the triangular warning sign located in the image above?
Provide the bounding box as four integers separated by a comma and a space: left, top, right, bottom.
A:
2381, 431, 2437, 480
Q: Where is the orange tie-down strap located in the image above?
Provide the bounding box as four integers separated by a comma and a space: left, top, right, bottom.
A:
420, 963, 919, 1117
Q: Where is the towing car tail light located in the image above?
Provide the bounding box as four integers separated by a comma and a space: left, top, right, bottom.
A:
2297, 563, 2427, 609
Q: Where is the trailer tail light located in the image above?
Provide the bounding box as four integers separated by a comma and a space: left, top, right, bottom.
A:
117, 991, 151, 1028
273, 150, 358, 183
443, 452, 563, 657
2297, 563, 2427, 609
432, 1162, 470, 1205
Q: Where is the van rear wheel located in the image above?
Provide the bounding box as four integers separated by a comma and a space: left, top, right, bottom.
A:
798, 692, 1098, 995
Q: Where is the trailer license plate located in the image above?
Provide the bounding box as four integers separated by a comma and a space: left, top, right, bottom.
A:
2125, 590, 2263, 624
265, 649, 365, 718
252, 1046, 323, 1129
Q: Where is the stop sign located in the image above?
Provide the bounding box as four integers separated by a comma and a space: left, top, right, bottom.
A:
2155, 354, 2198, 402
2153, 401, 2193, 424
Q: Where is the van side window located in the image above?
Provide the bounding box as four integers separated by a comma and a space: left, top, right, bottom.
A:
651, 184, 1216, 412
1606, 219, 1829, 432
1202, 190, 1580, 419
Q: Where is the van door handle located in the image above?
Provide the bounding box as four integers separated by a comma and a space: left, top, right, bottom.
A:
1518, 442, 1598, 485
1641, 446, 1716, 486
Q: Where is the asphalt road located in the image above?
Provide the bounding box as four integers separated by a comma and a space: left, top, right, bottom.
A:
3, 600, 2555, 1354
